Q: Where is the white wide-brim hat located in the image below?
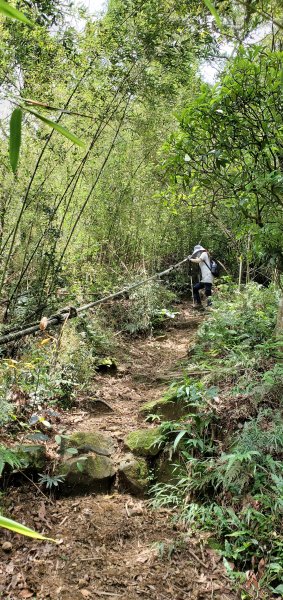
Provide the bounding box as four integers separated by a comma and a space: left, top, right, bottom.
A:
191, 244, 206, 257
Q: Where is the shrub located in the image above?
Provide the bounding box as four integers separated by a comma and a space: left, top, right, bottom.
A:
150, 284, 283, 594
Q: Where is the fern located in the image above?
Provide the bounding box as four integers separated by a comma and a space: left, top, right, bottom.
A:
0, 446, 27, 476
214, 450, 261, 492
232, 410, 283, 456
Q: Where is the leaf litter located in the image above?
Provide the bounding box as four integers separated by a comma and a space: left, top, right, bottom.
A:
1, 304, 237, 600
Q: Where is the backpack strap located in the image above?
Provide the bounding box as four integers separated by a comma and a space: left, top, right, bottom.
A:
202, 257, 212, 272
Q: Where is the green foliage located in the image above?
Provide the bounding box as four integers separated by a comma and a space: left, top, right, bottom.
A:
109, 278, 176, 334
38, 473, 66, 489
1, 3, 283, 598
168, 46, 283, 270
179, 500, 283, 585
0, 311, 117, 414
196, 283, 279, 358
0, 399, 13, 426
262, 363, 283, 387
151, 308, 178, 327
0, 352, 78, 411
75, 313, 115, 358
152, 416, 283, 588
165, 377, 218, 408
234, 410, 283, 457
149, 379, 219, 457
151, 286, 283, 592
0, 445, 26, 476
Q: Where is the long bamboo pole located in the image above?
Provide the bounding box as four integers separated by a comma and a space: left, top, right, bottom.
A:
0, 255, 192, 346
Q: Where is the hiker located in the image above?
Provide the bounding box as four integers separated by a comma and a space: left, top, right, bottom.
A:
188, 244, 213, 308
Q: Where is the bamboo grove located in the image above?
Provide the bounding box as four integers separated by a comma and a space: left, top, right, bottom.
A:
0, 0, 282, 328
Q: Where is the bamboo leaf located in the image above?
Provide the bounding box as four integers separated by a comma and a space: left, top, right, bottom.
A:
9, 108, 22, 174
0, 515, 57, 542
0, 0, 33, 26
173, 430, 187, 451
25, 108, 85, 148
203, 0, 223, 29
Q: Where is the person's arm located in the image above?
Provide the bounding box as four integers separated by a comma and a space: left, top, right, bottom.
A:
189, 251, 208, 264
189, 256, 202, 263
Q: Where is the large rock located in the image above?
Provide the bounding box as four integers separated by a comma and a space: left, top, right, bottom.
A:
59, 454, 116, 494
118, 454, 149, 496
61, 430, 115, 456
124, 427, 163, 457
57, 430, 116, 494
139, 394, 189, 421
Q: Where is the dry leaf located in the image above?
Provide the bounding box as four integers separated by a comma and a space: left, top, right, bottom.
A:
136, 555, 149, 564
40, 337, 52, 346
246, 570, 259, 589
39, 316, 48, 331
10, 573, 21, 588
38, 501, 46, 520
19, 589, 34, 598
257, 558, 265, 580
5, 562, 14, 575
80, 590, 91, 598
197, 574, 208, 584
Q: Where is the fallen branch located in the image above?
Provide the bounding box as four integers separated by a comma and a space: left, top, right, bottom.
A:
187, 547, 208, 569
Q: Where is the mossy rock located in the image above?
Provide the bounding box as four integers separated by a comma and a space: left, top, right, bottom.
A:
15, 444, 47, 470
62, 430, 115, 456
139, 394, 189, 421
124, 427, 163, 457
59, 454, 116, 494
118, 454, 149, 496
154, 449, 184, 485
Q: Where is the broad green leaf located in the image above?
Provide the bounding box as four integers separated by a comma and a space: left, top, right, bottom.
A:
173, 430, 187, 451
0, 0, 33, 26
25, 108, 85, 148
9, 108, 22, 174
66, 447, 78, 455
0, 515, 56, 542
203, 0, 223, 29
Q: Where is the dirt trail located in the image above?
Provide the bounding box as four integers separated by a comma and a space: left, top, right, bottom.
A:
0, 304, 238, 600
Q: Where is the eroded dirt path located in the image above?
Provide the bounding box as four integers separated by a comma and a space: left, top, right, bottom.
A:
1, 304, 238, 600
